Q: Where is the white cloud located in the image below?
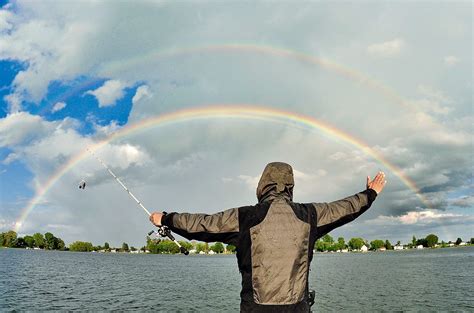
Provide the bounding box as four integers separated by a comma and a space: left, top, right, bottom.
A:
132, 85, 152, 105
3, 93, 22, 113
85, 80, 128, 107
51, 101, 66, 113
237, 175, 260, 190
450, 195, 474, 208
0, 6, 13, 31
369, 210, 464, 225
0, 112, 53, 146
444, 55, 459, 66
367, 38, 405, 57
2, 152, 20, 164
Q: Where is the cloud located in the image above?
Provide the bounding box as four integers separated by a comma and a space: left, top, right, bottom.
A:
0, 112, 55, 146
132, 85, 152, 105
368, 209, 465, 225
51, 101, 66, 113
0, 5, 13, 31
0, 2, 471, 246
85, 80, 128, 107
450, 195, 474, 208
444, 55, 459, 66
367, 38, 405, 57
3, 93, 22, 113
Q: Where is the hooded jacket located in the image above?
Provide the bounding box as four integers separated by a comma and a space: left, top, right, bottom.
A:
162, 162, 377, 312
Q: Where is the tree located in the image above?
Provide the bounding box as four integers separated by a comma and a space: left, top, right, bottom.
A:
15, 237, 26, 248
157, 240, 179, 254
416, 238, 428, 247
178, 241, 193, 252
69, 241, 93, 252
315, 239, 330, 252
336, 237, 346, 250
4, 230, 17, 247
104, 242, 110, 251
210, 242, 225, 254
470, 238, 474, 244
226, 244, 237, 253
385, 240, 393, 250
455, 238, 462, 245
146, 237, 160, 254
24, 235, 35, 248
370, 239, 385, 250
33, 233, 45, 249
425, 234, 438, 248
122, 242, 129, 252
196, 242, 207, 253
348, 237, 365, 251
45, 232, 58, 250
57, 238, 66, 250
411, 235, 417, 247
322, 234, 334, 244
0, 233, 4, 246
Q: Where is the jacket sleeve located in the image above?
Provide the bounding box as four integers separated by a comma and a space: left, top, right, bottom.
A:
160, 208, 239, 245
313, 189, 377, 238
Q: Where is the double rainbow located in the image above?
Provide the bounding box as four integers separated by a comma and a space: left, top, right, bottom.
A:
15, 105, 427, 231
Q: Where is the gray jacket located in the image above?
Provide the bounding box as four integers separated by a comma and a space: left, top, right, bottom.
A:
162, 162, 377, 312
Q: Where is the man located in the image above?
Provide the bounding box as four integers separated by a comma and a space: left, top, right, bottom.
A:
150, 162, 386, 312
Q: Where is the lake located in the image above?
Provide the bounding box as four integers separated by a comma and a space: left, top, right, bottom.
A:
0, 246, 473, 311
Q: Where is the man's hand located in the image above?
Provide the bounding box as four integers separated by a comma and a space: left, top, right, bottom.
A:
149, 212, 164, 226
367, 171, 387, 194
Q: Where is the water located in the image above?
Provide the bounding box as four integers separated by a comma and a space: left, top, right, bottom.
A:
1, 247, 473, 311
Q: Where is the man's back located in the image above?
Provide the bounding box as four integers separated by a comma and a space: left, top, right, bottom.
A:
153, 162, 385, 312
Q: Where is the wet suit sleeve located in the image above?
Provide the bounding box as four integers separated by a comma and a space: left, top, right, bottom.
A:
313, 189, 377, 237
160, 208, 239, 245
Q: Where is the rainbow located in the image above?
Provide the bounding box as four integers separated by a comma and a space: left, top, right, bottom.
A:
102, 43, 412, 110
14, 105, 428, 232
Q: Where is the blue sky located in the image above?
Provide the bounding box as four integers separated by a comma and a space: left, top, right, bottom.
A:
0, 1, 472, 246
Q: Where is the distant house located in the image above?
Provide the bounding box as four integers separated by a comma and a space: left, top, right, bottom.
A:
448, 243, 455, 247
378, 247, 386, 251
416, 245, 424, 249
188, 249, 197, 254
208, 250, 216, 255
199, 251, 206, 255
394, 245, 404, 250
459, 242, 467, 246
361, 245, 368, 252
341, 249, 349, 253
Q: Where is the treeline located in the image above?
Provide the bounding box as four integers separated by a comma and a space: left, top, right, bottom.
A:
2, 229, 472, 254
145, 237, 236, 254
0, 230, 65, 250
315, 233, 474, 252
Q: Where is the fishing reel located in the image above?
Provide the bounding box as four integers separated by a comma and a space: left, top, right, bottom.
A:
148, 226, 189, 255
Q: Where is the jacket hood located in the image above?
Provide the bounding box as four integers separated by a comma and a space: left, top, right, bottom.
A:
256, 162, 294, 202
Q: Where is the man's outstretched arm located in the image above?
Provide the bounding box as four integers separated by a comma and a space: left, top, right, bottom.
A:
149, 208, 239, 245
313, 172, 386, 238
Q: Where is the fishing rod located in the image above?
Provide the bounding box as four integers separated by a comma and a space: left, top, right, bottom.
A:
86, 148, 189, 255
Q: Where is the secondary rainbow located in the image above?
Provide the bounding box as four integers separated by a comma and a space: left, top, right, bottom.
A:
14, 105, 428, 232
103, 43, 413, 111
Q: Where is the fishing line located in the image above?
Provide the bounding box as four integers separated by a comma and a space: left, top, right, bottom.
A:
86, 148, 189, 255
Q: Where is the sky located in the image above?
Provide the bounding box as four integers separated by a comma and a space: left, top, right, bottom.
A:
0, 1, 472, 247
